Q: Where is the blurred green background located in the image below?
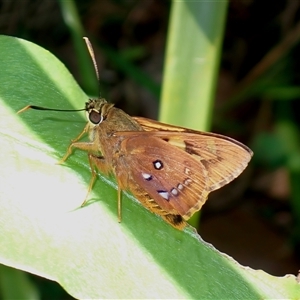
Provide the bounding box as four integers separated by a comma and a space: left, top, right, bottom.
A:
1, 0, 300, 298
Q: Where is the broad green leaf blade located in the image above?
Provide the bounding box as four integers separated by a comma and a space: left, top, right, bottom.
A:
0, 265, 39, 300
0, 35, 299, 299
159, 1, 228, 131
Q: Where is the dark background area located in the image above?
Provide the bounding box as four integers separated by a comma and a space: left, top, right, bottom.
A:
1, 0, 300, 298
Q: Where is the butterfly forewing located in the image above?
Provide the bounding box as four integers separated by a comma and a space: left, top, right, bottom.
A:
132, 117, 193, 132
158, 132, 252, 192
133, 117, 253, 191
118, 135, 211, 219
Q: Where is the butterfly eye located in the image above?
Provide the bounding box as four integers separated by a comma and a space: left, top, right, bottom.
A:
89, 110, 103, 124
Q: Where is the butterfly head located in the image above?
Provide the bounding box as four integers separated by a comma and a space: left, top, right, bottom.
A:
85, 98, 115, 127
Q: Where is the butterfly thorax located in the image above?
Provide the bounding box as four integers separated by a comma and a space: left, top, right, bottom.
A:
85, 98, 144, 176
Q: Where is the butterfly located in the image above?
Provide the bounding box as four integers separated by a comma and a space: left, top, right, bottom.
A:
18, 39, 252, 230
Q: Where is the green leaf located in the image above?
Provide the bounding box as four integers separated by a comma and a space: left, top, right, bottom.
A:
0, 265, 39, 300
159, 1, 228, 131
0, 35, 299, 299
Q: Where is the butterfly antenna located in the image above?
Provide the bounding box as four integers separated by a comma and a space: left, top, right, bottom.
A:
83, 37, 99, 82
18, 37, 99, 115
17, 105, 85, 114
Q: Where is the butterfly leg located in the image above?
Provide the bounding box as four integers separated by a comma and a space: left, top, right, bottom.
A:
56, 133, 111, 205
80, 154, 100, 207
57, 123, 91, 164
82, 153, 125, 222
80, 153, 112, 207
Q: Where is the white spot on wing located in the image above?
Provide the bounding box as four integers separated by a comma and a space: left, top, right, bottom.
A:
158, 191, 169, 200
142, 173, 152, 180
153, 160, 163, 170
185, 168, 191, 175
177, 184, 183, 190
184, 179, 192, 185
171, 188, 178, 196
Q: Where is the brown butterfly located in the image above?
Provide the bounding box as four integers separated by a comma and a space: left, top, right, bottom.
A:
18, 39, 253, 230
